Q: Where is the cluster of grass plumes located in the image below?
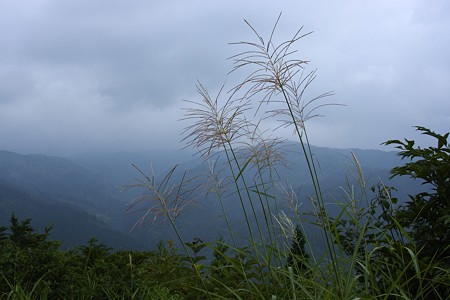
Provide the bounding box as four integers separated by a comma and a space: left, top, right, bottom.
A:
125, 14, 449, 299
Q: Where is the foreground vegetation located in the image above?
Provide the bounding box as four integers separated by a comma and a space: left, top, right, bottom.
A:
2, 128, 448, 300
2, 15, 449, 299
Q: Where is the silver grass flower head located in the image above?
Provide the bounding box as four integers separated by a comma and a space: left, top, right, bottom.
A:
278, 183, 302, 216
181, 82, 250, 158
240, 124, 287, 177
274, 210, 295, 240
123, 164, 198, 230
228, 14, 335, 134
309, 195, 327, 226
205, 156, 231, 197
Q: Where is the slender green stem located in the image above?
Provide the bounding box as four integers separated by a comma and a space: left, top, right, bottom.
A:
278, 82, 343, 295
255, 170, 284, 268
158, 196, 211, 299
216, 191, 237, 247
228, 144, 268, 252
267, 168, 289, 266
222, 144, 255, 245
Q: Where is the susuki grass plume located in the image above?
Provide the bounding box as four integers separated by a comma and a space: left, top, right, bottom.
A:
205, 157, 236, 246
240, 124, 287, 178
123, 163, 198, 230
123, 163, 212, 297
228, 13, 336, 129
181, 82, 251, 158
226, 13, 346, 291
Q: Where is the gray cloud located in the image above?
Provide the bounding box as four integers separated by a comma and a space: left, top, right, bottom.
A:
0, 0, 449, 155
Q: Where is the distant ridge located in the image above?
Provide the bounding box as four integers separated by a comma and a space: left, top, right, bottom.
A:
0, 150, 146, 249
0, 145, 419, 251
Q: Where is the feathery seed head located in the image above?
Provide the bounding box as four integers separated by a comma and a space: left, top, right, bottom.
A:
240, 124, 287, 176
181, 82, 250, 157
228, 14, 336, 135
123, 164, 198, 230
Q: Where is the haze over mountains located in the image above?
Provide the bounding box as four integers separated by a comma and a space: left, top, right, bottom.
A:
0, 144, 421, 251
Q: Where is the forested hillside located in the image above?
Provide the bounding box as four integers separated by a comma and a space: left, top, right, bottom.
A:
0, 142, 423, 253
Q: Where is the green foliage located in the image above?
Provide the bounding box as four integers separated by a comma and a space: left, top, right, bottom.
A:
0, 215, 61, 298
8, 214, 57, 250
332, 127, 450, 299
384, 126, 450, 265
333, 183, 401, 258
287, 225, 310, 275
210, 237, 230, 278
0, 215, 189, 299
184, 238, 207, 275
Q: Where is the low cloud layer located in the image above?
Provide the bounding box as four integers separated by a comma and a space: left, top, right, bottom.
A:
0, 0, 449, 155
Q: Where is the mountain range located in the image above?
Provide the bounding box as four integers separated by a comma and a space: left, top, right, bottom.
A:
0, 144, 421, 251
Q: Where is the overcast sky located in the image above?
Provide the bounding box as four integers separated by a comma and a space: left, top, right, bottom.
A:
1, 0, 449, 156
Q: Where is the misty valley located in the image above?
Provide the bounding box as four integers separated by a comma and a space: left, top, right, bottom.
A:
0, 144, 415, 251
